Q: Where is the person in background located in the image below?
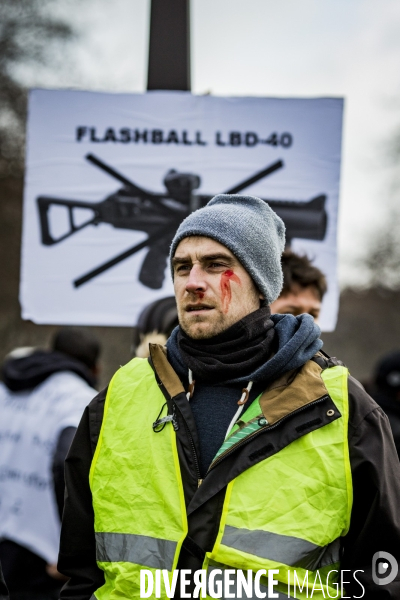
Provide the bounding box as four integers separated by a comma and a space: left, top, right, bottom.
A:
131, 296, 178, 358
270, 249, 327, 322
369, 351, 400, 459
0, 328, 100, 600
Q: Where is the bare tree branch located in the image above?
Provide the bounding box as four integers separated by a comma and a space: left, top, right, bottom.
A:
360, 207, 400, 289
0, 0, 77, 176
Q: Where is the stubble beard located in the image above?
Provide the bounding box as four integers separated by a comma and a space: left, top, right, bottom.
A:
178, 310, 229, 340
177, 288, 261, 340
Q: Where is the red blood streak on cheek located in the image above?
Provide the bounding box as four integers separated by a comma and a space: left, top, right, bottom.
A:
220, 270, 241, 313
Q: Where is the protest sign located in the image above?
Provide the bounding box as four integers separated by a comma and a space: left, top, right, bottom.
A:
21, 90, 343, 330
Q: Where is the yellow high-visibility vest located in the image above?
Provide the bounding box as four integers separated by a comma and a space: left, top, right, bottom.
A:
89, 351, 351, 599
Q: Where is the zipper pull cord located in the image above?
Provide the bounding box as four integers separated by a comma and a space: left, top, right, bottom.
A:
186, 369, 195, 400
224, 381, 253, 440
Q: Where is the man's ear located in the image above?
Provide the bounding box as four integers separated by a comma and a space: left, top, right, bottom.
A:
259, 293, 265, 300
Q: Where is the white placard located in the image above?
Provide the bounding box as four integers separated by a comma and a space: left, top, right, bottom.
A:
21, 89, 343, 330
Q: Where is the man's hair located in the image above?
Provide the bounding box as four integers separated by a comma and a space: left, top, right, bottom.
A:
281, 250, 327, 301
52, 327, 101, 370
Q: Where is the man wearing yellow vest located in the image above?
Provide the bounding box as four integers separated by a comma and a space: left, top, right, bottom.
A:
59, 195, 400, 599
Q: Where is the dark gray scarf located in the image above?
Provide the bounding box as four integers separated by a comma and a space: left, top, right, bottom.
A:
167, 309, 323, 386
176, 306, 275, 382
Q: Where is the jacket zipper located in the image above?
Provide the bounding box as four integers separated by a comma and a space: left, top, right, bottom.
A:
173, 402, 202, 486
206, 394, 330, 474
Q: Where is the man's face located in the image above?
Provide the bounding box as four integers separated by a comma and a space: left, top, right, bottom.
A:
270, 283, 322, 322
173, 236, 263, 339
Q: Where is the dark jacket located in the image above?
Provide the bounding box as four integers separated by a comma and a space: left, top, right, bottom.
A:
372, 391, 400, 459
58, 350, 400, 599
2, 350, 96, 392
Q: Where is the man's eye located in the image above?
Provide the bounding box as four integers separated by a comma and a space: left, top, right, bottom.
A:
176, 265, 190, 272
208, 262, 225, 268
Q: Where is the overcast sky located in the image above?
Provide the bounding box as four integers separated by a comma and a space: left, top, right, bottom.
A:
18, 0, 400, 286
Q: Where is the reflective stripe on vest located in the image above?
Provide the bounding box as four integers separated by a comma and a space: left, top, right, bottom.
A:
89, 357, 188, 599
90, 358, 351, 599
220, 525, 341, 570
94, 532, 177, 571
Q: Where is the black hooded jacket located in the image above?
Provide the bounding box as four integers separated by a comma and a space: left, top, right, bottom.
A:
2, 350, 96, 392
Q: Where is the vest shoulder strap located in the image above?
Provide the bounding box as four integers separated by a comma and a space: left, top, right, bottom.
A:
148, 343, 185, 399
258, 359, 331, 426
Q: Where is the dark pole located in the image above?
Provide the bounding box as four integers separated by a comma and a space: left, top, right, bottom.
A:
147, 0, 191, 91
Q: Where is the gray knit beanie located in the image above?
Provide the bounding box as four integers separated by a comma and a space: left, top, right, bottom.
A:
170, 194, 286, 304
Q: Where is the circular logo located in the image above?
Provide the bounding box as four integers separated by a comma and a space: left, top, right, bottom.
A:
372, 551, 398, 585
